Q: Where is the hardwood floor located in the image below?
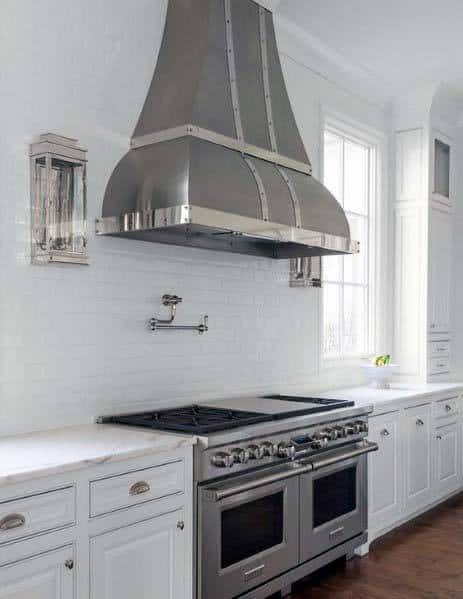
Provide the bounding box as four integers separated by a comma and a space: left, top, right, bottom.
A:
287, 493, 463, 599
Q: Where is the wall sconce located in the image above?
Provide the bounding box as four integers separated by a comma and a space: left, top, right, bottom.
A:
30, 133, 88, 264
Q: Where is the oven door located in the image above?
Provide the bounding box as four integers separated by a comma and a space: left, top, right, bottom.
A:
300, 441, 377, 562
199, 463, 304, 599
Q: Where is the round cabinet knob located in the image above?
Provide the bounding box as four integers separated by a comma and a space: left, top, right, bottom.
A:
64, 559, 74, 571
247, 445, 265, 460
211, 451, 234, 468
230, 448, 250, 464
261, 441, 278, 457
277, 441, 296, 459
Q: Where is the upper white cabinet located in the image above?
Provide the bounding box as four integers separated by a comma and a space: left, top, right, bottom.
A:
394, 121, 454, 381
429, 204, 452, 336
91, 509, 187, 599
0, 546, 75, 599
432, 132, 452, 207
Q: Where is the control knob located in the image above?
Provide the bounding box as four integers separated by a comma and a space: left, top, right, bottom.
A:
247, 445, 265, 460
343, 423, 357, 435
354, 420, 369, 433
230, 448, 250, 464
334, 425, 347, 438
211, 451, 234, 468
277, 441, 296, 459
311, 437, 329, 450
323, 427, 339, 441
261, 441, 278, 457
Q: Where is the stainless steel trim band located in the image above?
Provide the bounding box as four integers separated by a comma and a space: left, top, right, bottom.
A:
259, 7, 278, 153
96, 204, 360, 256
244, 157, 270, 221
130, 125, 312, 175
225, 0, 244, 142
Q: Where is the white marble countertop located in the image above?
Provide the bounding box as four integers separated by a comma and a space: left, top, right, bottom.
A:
0, 424, 195, 487
316, 382, 463, 413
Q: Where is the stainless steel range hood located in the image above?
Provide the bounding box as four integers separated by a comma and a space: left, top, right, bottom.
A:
97, 0, 359, 260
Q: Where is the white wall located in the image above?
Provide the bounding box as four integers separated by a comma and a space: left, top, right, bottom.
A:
0, 0, 390, 436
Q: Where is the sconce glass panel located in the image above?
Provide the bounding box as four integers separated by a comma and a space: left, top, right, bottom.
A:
30, 134, 88, 264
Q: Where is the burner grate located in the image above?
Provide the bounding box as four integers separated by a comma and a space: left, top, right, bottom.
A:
109, 405, 271, 434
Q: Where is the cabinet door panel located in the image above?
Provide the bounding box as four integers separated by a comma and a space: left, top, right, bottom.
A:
429, 206, 451, 335
434, 423, 459, 497
91, 509, 186, 599
0, 546, 74, 599
368, 412, 401, 532
404, 405, 432, 514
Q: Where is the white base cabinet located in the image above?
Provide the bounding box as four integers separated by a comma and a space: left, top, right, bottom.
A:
0, 546, 74, 599
404, 404, 432, 514
366, 392, 462, 548
0, 446, 193, 599
434, 422, 459, 497
91, 509, 186, 599
368, 411, 401, 532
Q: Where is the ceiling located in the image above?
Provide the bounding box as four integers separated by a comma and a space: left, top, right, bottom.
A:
276, 0, 463, 98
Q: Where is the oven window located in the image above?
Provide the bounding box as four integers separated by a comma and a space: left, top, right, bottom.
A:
221, 491, 284, 569
313, 466, 356, 528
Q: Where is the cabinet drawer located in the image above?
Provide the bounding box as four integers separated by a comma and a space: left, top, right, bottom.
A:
433, 397, 459, 420
430, 341, 450, 357
90, 460, 184, 517
0, 487, 75, 544
429, 356, 450, 375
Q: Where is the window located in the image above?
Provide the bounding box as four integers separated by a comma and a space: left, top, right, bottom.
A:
322, 125, 376, 359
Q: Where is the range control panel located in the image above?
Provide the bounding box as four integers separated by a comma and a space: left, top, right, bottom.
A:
200, 417, 369, 481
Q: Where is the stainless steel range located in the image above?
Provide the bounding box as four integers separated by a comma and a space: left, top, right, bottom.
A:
103, 395, 377, 599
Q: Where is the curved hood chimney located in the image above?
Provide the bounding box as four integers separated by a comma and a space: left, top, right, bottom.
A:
97, 0, 359, 260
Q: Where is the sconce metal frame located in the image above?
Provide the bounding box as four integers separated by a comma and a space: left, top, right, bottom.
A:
30, 133, 88, 265
289, 257, 322, 288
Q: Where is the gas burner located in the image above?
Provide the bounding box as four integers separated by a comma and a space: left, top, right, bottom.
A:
107, 405, 271, 434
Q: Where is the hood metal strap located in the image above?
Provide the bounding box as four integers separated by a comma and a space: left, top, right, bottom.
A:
276, 166, 302, 228
244, 157, 269, 222
259, 7, 278, 153
131, 124, 312, 175
225, 0, 244, 143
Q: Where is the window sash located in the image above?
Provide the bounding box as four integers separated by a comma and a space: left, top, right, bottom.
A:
322, 126, 375, 359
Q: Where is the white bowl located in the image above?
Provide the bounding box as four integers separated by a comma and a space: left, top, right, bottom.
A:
360, 364, 398, 389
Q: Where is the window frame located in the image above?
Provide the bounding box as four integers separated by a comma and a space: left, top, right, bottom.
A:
320, 111, 383, 367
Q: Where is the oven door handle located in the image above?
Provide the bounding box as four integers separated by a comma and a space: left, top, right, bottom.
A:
203, 463, 313, 502
309, 441, 378, 471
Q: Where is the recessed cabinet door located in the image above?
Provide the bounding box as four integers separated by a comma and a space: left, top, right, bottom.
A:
434, 422, 459, 497
0, 546, 74, 599
368, 412, 401, 532
91, 509, 186, 599
404, 405, 432, 514
429, 206, 451, 335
